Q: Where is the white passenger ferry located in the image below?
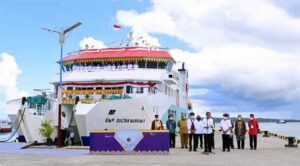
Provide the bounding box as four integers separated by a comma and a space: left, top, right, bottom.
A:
2, 34, 191, 145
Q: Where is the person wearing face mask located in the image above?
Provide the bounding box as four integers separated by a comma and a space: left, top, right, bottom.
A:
248, 114, 259, 150
166, 114, 176, 148
177, 113, 188, 149
187, 112, 197, 151
235, 114, 246, 149
195, 115, 204, 149
220, 113, 232, 152
151, 114, 164, 130
228, 114, 235, 149
61, 111, 69, 146
202, 112, 214, 154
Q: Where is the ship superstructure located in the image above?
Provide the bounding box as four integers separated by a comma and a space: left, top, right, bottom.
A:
3, 34, 190, 145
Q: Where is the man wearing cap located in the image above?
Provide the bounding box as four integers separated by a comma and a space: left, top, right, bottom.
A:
220, 113, 232, 152
177, 113, 188, 149
235, 114, 246, 149
202, 112, 214, 153
248, 114, 259, 150
151, 114, 164, 130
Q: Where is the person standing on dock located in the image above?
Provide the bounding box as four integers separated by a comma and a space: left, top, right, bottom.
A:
248, 114, 259, 150
177, 113, 188, 149
220, 113, 232, 152
235, 114, 246, 149
61, 111, 69, 146
203, 112, 214, 153
195, 115, 204, 149
187, 112, 197, 151
228, 115, 235, 149
166, 114, 176, 148
151, 114, 164, 130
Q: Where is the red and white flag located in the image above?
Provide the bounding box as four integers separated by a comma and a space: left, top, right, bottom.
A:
113, 24, 122, 30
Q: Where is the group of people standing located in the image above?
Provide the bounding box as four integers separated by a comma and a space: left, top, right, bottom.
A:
151, 112, 259, 153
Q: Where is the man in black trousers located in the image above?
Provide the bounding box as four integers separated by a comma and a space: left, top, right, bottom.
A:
187, 112, 197, 151
203, 112, 214, 154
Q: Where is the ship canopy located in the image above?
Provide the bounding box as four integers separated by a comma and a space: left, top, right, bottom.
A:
61, 47, 175, 65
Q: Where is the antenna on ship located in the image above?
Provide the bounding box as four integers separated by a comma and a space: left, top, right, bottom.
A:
41, 22, 82, 148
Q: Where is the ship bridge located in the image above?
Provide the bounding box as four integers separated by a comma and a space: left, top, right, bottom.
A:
52, 47, 178, 104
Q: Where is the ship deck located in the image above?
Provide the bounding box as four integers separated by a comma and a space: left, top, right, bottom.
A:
0, 133, 299, 166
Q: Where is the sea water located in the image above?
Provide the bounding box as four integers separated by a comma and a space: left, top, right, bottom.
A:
215, 122, 300, 139
259, 122, 300, 139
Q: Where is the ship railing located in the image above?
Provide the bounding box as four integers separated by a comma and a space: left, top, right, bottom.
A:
61, 89, 123, 95
61, 89, 128, 104
71, 65, 139, 72
62, 94, 132, 104
26, 99, 54, 116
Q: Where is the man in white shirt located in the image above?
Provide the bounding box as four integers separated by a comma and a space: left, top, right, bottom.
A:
195, 115, 204, 149
61, 111, 69, 146
202, 112, 214, 153
187, 112, 197, 151
220, 113, 232, 152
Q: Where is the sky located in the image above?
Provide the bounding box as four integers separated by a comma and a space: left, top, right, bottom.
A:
0, 0, 300, 119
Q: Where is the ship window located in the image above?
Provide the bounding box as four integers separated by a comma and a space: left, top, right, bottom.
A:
96, 87, 102, 90
165, 85, 168, 95
112, 87, 123, 89
158, 62, 166, 69
147, 61, 157, 69
136, 87, 144, 94
126, 86, 133, 93
137, 60, 146, 68
108, 109, 116, 115
67, 87, 73, 90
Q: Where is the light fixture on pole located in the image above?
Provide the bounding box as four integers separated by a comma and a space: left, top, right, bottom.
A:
41, 22, 82, 148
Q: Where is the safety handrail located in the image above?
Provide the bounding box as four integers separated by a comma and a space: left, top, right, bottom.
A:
61, 89, 123, 95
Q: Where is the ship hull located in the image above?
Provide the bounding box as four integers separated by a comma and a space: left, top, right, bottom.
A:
75, 92, 188, 145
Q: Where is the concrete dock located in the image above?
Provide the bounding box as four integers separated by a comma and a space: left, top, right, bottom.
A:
0, 133, 299, 166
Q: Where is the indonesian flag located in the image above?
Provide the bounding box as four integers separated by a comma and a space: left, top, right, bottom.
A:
113, 24, 122, 30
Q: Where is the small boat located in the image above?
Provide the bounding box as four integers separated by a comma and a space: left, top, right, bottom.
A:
0, 120, 12, 132
277, 120, 286, 124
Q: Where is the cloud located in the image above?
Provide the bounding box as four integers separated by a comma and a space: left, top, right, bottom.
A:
0, 52, 28, 101
117, 0, 300, 52
171, 46, 300, 103
116, 0, 300, 118
79, 37, 106, 49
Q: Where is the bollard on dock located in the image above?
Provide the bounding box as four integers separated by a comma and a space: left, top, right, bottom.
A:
285, 137, 298, 148
263, 131, 270, 137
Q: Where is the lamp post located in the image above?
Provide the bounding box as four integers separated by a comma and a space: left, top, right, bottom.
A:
42, 22, 82, 147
